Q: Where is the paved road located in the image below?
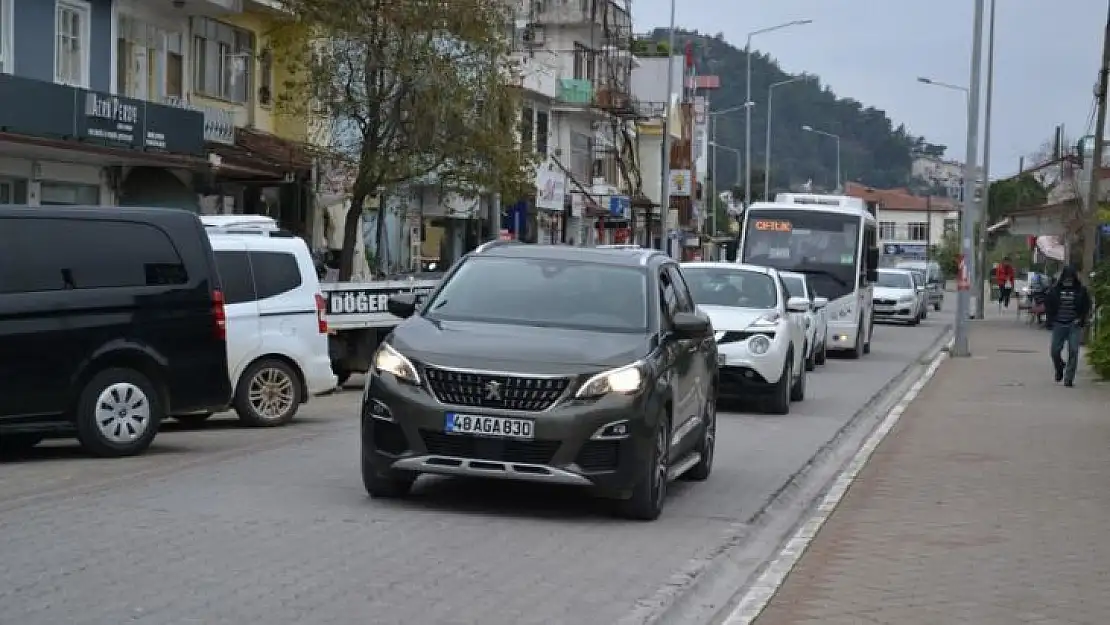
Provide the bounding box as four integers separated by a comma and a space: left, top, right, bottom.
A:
0, 311, 950, 625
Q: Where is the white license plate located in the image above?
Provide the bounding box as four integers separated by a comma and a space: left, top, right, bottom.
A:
445, 413, 534, 439
717, 353, 727, 365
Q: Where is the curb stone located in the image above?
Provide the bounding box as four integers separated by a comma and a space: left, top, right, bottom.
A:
616, 324, 955, 625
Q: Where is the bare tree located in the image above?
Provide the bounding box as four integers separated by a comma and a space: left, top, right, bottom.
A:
273, 0, 536, 279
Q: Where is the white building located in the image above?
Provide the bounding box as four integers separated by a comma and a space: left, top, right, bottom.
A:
511, 0, 640, 245
844, 182, 960, 261
911, 155, 983, 201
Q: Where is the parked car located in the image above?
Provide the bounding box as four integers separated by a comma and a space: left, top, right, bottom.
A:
873, 268, 924, 325
896, 260, 944, 311
361, 243, 718, 520
906, 269, 929, 321
194, 224, 337, 427
0, 206, 233, 457
779, 271, 830, 369
681, 262, 808, 414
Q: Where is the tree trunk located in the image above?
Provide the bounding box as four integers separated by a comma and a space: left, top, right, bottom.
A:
338, 194, 365, 281
374, 198, 386, 275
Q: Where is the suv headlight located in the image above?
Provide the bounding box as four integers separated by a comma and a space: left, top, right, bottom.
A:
576, 363, 644, 398
898, 295, 915, 304
748, 311, 781, 329
372, 343, 420, 384
748, 334, 771, 354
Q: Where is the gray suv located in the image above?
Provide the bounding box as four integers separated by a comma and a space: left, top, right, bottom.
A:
360, 243, 718, 520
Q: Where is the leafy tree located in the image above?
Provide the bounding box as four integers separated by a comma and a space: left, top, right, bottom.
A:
986, 173, 1048, 222
273, 0, 535, 278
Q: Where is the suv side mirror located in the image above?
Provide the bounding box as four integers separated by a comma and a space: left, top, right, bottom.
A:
387, 293, 417, 318
813, 296, 828, 309
672, 311, 711, 338
786, 296, 810, 313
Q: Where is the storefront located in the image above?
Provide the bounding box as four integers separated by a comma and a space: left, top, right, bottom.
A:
0, 74, 205, 208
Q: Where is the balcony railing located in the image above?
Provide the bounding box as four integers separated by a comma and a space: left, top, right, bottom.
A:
555, 78, 636, 116
163, 96, 236, 144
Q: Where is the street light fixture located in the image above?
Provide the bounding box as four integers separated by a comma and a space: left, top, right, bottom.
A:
745, 19, 812, 210
801, 125, 841, 191
765, 76, 806, 199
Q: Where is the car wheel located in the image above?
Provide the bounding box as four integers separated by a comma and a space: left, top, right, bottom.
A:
815, 340, 827, 365
619, 414, 669, 520
766, 357, 792, 414
0, 433, 45, 455
805, 341, 816, 371
361, 452, 416, 498
863, 322, 873, 354
934, 301, 942, 311
683, 394, 715, 481
921, 307, 928, 320
235, 359, 303, 427
791, 354, 807, 401
74, 368, 162, 458
846, 325, 863, 359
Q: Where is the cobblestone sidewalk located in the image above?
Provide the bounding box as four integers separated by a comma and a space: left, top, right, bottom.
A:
755, 308, 1110, 625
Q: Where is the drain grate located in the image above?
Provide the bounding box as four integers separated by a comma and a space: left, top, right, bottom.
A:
997, 348, 1038, 354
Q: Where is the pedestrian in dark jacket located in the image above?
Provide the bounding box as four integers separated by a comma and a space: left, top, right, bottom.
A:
1044, 266, 1092, 386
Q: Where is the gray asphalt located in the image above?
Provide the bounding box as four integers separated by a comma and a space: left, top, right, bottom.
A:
0, 309, 951, 625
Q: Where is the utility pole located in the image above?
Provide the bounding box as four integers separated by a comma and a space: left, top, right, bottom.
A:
1084, 0, 1110, 274
660, 0, 677, 251
974, 0, 997, 319
954, 0, 986, 357
926, 194, 933, 264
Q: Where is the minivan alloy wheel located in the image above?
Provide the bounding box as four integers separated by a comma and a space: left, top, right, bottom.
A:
95, 383, 151, 443
248, 367, 296, 421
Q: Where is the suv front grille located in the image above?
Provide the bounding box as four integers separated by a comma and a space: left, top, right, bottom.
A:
875, 298, 896, 305
420, 430, 560, 464
423, 366, 570, 412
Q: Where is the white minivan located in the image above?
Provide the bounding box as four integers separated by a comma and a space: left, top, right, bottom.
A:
185, 217, 337, 426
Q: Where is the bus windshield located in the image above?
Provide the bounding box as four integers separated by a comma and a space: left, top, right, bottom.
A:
742, 209, 860, 300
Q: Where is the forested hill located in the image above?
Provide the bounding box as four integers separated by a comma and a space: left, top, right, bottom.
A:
646, 29, 945, 196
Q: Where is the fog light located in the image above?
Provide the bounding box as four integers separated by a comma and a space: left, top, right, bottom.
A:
592, 420, 630, 440
366, 399, 394, 422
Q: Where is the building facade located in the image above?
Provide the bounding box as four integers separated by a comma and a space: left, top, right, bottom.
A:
844, 181, 959, 261
0, 0, 312, 233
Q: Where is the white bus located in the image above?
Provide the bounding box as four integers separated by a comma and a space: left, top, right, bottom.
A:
738, 193, 880, 358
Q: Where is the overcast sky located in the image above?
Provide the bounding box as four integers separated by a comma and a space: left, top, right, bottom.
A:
633, 0, 1106, 178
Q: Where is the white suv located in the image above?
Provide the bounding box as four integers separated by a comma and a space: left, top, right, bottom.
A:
186, 217, 336, 426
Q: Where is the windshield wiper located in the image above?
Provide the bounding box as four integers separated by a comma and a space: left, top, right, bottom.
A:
795, 268, 850, 288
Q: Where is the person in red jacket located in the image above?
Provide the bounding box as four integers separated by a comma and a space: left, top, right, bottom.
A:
996, 256, 1016, 308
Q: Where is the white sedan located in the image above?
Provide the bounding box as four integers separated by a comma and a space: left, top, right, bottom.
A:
680, 262, 809, 414
779, 271, 830, 369
873, 268, 924, 325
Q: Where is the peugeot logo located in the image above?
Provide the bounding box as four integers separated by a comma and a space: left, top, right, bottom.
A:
484, 380, 502, 401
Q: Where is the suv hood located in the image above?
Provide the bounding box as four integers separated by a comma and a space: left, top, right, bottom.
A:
874, 286, 915, 299
390, 317, 648, 372
698, 305, 777, 331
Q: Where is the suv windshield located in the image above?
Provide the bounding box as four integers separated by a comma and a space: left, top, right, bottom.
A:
877, 271, 912, 289
424, 256, 648, 332
681, 267, 777, 309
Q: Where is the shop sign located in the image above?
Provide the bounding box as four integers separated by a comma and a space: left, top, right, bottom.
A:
609, 195, 630, 219
535, 165, 566, 211
668, 169, 692, 196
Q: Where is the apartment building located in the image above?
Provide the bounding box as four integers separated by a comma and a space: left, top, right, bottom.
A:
0, 0, 312, 233
507, 0, 642, 245
844, 182, 960, 261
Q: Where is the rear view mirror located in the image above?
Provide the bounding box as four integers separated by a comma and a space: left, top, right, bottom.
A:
813, 296, 828, 309
387, 293, 417, 318
673, 311, 711, 338
786, 297, 810, 313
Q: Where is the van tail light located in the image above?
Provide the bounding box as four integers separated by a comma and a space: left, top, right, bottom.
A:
315, 293, 328, 334
212, 289, 227, 340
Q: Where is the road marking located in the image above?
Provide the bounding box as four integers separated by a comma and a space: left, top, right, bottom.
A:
721, 340, 951, 625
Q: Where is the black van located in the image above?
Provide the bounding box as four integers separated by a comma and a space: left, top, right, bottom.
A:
0, 206, 233, 457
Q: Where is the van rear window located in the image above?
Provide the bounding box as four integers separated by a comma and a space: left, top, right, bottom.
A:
0, 217, 188, 293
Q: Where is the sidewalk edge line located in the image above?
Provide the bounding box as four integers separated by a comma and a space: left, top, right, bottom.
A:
720, 340, 952, 625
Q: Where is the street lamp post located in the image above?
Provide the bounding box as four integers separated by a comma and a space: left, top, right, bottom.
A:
801, 125, 841, 190
709, 104, 750, 236
974, 0, 998, 320
659, 0, 677, 250
765, 76, 805, 199
745, 19, 812, 209
710, 141, 743, 206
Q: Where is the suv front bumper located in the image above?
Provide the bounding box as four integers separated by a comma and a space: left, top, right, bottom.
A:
361, 372, 665, 497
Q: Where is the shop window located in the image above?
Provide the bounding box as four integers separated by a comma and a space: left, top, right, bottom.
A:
0, 179, 27, 204
40, 182, 99, 206
55, 0, 91, 88
192, 17, 253, 103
